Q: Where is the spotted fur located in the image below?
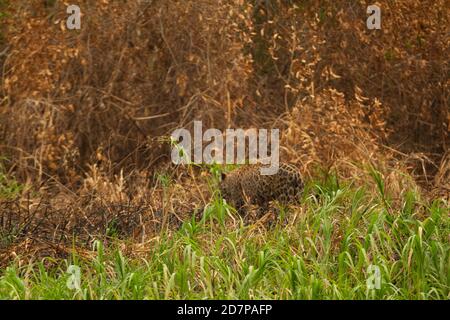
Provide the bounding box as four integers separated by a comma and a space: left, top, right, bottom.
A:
219, 163, 304, 213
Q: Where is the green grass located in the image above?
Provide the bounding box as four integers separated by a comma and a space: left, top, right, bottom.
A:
0, 162, 23, 200
0, 170, 448, 300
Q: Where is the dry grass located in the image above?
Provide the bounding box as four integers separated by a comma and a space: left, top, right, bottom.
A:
0, 0, 448, 267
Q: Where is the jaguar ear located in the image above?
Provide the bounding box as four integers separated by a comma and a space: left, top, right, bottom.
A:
221, 172, 227, 181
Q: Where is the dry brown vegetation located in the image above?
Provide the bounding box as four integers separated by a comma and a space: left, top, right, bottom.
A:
0, 0, 448, 265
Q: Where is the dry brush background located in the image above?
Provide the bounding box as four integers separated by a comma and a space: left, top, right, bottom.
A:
0, 0, 448, 265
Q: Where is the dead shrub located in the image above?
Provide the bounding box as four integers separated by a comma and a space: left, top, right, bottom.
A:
0, 0, 447, 258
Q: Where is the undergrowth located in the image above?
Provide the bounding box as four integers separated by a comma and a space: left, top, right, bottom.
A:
0, 170, 448, 300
